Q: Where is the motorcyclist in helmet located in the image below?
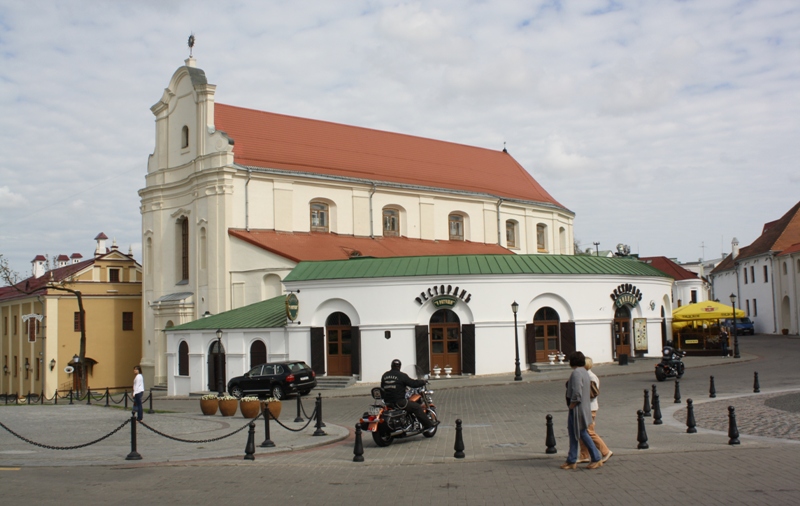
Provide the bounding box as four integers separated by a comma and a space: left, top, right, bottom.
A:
380, 359, 437, 433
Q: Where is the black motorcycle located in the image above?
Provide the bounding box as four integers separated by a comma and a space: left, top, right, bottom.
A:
655, 345, 686, 381
358, 385, 438, 447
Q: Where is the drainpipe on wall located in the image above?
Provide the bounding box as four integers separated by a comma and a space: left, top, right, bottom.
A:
769, 252, 778, 333
496, 198, 504, 246
36, 295, 46, 396
245, 168, 252, 231
369, 182, 377, 239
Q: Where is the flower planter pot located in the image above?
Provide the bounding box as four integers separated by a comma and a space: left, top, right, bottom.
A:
200, 398, 219, 416
218, 399, 239, 417
262, 400, 282, 419
240, 400, 261, 419
783, 329, 789, 335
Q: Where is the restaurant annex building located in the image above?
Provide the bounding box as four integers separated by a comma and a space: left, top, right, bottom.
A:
166, 254, 672, 394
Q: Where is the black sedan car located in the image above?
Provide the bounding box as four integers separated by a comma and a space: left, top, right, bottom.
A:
227, 361, 316, 400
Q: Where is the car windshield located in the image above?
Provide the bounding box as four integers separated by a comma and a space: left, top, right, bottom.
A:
739, 318, 752, 324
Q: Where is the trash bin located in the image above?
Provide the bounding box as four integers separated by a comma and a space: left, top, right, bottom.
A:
618, 354, 628, 365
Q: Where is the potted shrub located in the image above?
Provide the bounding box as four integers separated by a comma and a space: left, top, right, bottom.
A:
218, 394, 239, 417
783, 328, 790, 335
261, 397, 282, 419
200, 394, 219, 416
239, 396, 261, 418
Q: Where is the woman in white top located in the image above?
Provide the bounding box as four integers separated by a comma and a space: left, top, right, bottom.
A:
132, 365, 144, 422
578, 357, 612, 463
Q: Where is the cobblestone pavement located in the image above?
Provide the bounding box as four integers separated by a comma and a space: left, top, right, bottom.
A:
2, 334, 800, 505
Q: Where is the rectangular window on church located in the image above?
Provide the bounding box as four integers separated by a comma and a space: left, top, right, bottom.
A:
122, 312, 134, 331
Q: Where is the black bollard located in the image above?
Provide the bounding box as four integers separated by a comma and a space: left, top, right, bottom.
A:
86, 387, 92, 405
353, 423, 365, 462
686, 398, 697, 433
727, 406, 740, 445
40, 389, 44, 405
260, 405, 275, 448
27, 391, 32, 404
653, 393, 663, 425
69, 389, 74, 405
642, 389, 651, 417
244, 422, 256, 460
454, 419, 465, 459
105, 388, 110, 407
125, 414, 142, 460
637, 410, 649, 449
294, 395, 304, 423
674, 380, 682, 404
148, 389, 155, 414
545, 414, 557, 454
124, 389, 128, 409
709, 376, 716, 398
313, 395, 327, 436
753, 372, 760, 393
651, 384, 657, 411
54, 389, 58, 405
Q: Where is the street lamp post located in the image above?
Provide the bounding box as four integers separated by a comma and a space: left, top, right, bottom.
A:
215, 328, 225, 396
593, 242, 600, 256
512, 301, 522, 381
730, 294, 741, 359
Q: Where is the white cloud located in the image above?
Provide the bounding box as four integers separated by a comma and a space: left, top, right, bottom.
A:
0, 186, 27, 208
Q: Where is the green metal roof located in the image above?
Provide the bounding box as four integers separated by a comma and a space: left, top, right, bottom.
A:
171, 295, 288, 331
283, 254, 673, 282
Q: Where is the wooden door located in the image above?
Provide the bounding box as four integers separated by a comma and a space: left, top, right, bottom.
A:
533, 307, 561, 362
325, 312, 352, 376
613, 306, 632, 358
430, 309, 461, 375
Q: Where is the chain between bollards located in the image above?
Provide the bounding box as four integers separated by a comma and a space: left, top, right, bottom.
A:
728, 406, 740, 445
545, 414, 557, 454
642, 389, 651, 417
125, 414, 142, 461
454, 419, 465, 459
353, 423, 365, 462
686, 398, 697, 433
636, 410, 649, 449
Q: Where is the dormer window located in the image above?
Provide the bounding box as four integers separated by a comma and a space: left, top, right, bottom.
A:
449, 213, 465, 241
383, 208, 399, 237
181, 126, 189, 149
506, 220, 518, 249
310, 202, 329, 232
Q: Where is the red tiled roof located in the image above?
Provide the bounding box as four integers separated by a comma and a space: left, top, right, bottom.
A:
214, 104, 567, 210
713, 201, 800, 273
229, 229, 513, 263
639, 256, 699, 281
778, 242, 800, 256
0, 259, 94, 303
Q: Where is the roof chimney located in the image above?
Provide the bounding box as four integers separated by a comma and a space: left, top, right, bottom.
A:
56, 254, 69, 268
731, 237, 740, 259
31, 255, 47, 278
94, 232, 108, 257
70, 253, 83, 264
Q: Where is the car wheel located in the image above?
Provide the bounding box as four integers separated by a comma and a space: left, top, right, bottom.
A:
372, 426, 393, 447
271, 384, 284, 400
230, 385, 243, 399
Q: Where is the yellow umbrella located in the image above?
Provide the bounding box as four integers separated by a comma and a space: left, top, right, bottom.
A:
672, 300, 745, 321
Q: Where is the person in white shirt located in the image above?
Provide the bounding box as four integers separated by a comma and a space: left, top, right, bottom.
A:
578, 357, 612, 463
132, 365, 144, 422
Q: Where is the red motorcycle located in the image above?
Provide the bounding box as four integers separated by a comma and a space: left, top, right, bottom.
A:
359, 385, 438, 446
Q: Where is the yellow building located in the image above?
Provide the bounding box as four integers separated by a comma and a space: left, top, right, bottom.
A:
1, 234, 142, 396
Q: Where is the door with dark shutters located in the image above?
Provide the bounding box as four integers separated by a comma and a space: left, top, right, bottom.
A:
310, 327, 325, 376
350, 327, 361, 376
461, 324, 475, 374
415, 325, 429, 374
525, 324, 536, 363
559, 322, 576, 357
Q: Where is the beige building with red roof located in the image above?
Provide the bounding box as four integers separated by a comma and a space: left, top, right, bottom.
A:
139, 57, 575, 387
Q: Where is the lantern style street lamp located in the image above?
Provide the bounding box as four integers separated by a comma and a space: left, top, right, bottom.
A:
730, 293, 741, 359
215, 328, 225, 396
512, 301, 522, 381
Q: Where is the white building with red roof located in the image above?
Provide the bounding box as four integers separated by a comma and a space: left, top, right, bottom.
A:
140, 58, 577, 387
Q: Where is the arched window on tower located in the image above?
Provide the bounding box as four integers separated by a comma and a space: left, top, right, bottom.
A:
178, 217, 189, 283
181, 126, 189, 149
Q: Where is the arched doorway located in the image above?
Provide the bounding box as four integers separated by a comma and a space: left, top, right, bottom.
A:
207, 340, 226, 392
613, 306, 632, 359
430, 309, 461, 375
326, 312, 352, 376
531, 307, 560, 362
250, 340, 267, 368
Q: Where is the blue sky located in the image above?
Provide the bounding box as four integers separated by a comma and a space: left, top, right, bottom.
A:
1, 0, 798, 278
